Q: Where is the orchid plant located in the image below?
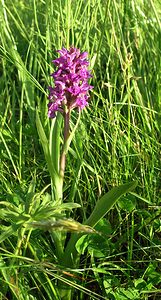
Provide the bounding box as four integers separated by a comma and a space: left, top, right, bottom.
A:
48, 47, 93, 202
35, 46, 137, 299
0, 46, 137, 300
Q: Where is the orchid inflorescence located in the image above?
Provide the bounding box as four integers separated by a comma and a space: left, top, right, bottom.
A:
48, 47, 93, 118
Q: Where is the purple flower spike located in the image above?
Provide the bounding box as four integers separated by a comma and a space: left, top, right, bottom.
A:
48, 47, 93, 118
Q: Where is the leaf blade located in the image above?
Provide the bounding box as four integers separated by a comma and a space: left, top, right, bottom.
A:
85, 181, 137, 227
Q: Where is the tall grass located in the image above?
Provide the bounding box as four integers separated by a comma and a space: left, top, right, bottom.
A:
0, 0, 161, 299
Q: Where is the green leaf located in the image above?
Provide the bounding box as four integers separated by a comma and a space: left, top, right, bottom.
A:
75, 235, 89, 254
76, 219, 112, 256
55, 202, 81, 211
36, 110, 62, 201
63, 181, 137, 266
134, 278, 147, 290
0, 226, 17, 243
109, 287, 140, 300
94, 218, 112, 235
33, 202, 80, 220
0, 201, 21, 213
118, 194, 136, 212
36, 110, 57, 183
85, 181, 137, 227
30, 218, 96, 233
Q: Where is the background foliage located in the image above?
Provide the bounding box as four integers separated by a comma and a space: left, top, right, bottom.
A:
0, 0, 161, 299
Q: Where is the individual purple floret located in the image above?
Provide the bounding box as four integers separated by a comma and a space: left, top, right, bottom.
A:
48, 47, 93, 118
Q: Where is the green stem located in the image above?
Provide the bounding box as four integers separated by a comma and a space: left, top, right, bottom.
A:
49, 112, 63, 203
60, 110, 70, 180
50, 231, 64, 261
14, 226, 27, 258
50, 111, 71, 264
50, 112, 63, 175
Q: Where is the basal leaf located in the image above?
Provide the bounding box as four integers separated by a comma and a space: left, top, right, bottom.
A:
85, 181, 137, 227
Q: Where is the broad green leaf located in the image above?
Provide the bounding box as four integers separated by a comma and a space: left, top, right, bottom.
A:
63, 181, 137, 266
94, 218, 112, 235
118, 194, 136, 212
109, 287, 140, 300
76, 219, 112, 256
75, 235, 89, 254
85, 181, 137, 227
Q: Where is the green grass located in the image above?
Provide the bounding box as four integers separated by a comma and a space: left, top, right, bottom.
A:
0, 0, 161, 299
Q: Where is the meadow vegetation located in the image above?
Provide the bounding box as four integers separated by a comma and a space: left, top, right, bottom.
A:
0, 0, 161, 299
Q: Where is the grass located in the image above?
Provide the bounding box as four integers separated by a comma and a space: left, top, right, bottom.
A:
0, 0, 161, 299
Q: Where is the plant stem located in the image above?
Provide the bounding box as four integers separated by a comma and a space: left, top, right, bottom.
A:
60, 110, 70, 180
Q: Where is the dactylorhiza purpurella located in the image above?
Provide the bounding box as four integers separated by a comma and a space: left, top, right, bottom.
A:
48, 47, 93, 118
